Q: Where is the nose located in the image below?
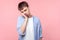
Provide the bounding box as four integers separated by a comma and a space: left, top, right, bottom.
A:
23, 11, 26, 14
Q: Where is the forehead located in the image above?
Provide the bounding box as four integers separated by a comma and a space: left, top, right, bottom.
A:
21, 7, 28, 11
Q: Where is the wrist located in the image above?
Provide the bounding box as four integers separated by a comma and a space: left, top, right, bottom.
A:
25, 18, 28, 21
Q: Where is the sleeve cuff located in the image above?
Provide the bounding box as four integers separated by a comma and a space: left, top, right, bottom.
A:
18, 29, 26, 36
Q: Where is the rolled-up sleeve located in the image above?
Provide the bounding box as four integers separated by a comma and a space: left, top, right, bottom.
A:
17, 16, 26, 36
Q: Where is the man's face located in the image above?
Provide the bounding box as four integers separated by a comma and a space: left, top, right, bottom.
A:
20, 7, 30, 17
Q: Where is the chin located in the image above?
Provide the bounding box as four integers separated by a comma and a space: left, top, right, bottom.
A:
27, 15, 29, 17
25, 14, 29, 17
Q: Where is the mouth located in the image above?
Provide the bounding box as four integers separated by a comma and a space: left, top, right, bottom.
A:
24, 14, 29, 17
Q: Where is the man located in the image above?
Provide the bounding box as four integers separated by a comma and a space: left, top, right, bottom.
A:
17, 1, 42, 40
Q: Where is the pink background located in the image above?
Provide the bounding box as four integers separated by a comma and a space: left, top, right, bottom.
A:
0, 0, 60, 40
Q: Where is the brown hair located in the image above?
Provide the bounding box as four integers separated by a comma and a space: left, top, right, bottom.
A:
18, 1, 29, 10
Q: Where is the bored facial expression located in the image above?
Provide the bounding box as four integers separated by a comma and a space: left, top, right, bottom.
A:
20, 7, 30, 16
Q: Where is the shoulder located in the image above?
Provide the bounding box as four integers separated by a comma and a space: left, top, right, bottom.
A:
33, 16, 40, 22
17, 16, 24, 20
17, 16, 25, 23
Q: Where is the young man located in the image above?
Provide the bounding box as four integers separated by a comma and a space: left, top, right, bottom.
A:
17, 1, 42, 40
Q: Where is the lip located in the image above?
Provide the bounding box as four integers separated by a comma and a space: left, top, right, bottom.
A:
24, 14, 29, 17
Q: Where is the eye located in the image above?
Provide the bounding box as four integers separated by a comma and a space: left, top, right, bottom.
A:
24, 9, 27, 11
21, 11, 23, 13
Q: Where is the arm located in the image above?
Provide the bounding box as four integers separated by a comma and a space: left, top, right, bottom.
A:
17, 13, 29, 36
20, 18, 28, 34
17, 17, 28, 35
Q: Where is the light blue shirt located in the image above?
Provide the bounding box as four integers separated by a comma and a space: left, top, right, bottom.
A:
17, 16, 42, 40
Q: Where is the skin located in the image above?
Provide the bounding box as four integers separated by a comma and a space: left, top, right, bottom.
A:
20, 7, 32, 18
19, 6, 32, 34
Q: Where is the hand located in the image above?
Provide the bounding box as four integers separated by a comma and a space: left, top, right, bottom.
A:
21, 13, 28, 19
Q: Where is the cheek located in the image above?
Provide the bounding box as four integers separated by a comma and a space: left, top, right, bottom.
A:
24, 11, 29, 14
27, 10, 29, 14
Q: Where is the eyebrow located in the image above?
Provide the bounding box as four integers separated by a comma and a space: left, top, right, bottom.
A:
21, 9, 27, 13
